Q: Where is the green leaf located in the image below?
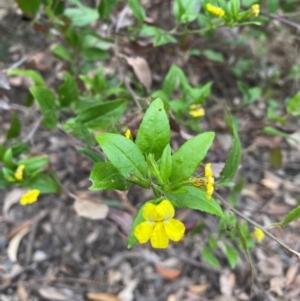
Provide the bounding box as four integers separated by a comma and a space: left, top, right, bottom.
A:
129, 0, 145, 23
90, 162, 129, 191
166, 186, 223, 217
6, 112, 21, 140
272, 206, 300, 228
162, 65, 180, 96
202, 50, 224, 62
267, 0, 279, 13
287, 91, 300, 116
127, 202, 147, 248
159, 144, 172, 182
76, 99, 127, 130
154, 33, 177, 47
135, 98, 170, 160
98, 0, 116, 19
27, 174, 60, 194
78, 148, 104, 162
236, 221, 254, 283
0, 146, 6, 161
96, 133, 148, 178
51, 44, 73, 62
3, 148, 15, 169
64, 7, 99, 26
17, 155, 49, 174
8, 69, 45, 86
139, 25, 177, 47
29, 86, 58, 129
58, 72, 78, 107
220, 112, 242, 182
173, 0, 200, 23
202, 246, 220, 268
263, 126, 298, 144
170, 132, 215, 182
17, 0, 40, 15
225, 244, 238, 269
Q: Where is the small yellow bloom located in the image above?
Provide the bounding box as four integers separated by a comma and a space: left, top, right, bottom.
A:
251, 4, 260, 17
205, 163, 214, 199
15, 164, 25, 181
20, 189, 40, 206
125, 129, 133, 140
134, 200, 185, 249
251, 226, 264, 243
206, 3, 225, 17
189, 104, 205, 118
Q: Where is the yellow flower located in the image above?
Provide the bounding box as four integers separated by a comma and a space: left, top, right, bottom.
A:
134, 200, 185, 249
189, 104, 205, 118
206, 3, 225, 17
205, 163, 214, 200
251, 226, 264, 243
20, 189, 40, 206
15, 164, 25, 181
251, 4, 260, 17
125, 129, 133, 140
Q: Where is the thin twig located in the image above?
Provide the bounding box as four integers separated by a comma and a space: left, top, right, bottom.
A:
215, 192, 300, 259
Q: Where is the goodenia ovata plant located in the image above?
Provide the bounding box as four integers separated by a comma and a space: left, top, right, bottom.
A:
90, 98, 227, 249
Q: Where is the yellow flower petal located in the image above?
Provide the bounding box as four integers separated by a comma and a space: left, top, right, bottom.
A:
150, 222, 169, 249
143, 203, 160, 221
251, 226, 264, 243
164, 218, 185, 242
20, 189, 40, 206
134, 221, 154, 244
125, 129, 133, 140
15, 164, 25, 181
251, 4, 259, 17
205, 163, 213, 178
206, 3, 225, 17
156, 199, 175, 221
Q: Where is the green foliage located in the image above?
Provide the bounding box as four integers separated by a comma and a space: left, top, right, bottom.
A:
271, 206, 300, 228
166, 186, 223, 217
96, 133, 148, 178
129, 0, 146, 24
135, 98, 170, 160
202, 246, 220, 268
287, 91, 300, 116
58, 72, 79, 107
170, 132, 215, 182
219, 112, 242, 183
30, 86, 58, 129
90, 162, 129, 191
159, 144, 172, 182
17, 0, 40, 15
8, 69, 45, 86
6, 112, 21, 141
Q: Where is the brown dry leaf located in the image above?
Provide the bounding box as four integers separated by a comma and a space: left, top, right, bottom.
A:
261, 171, 281, 190
3, 189, 25, 220
285, 264, 299, 286
17, 282, 29, 301
87, 292, 121, 301
125, 56, 152, 92
118, 279, 138, 301
74, 192, 109, 220
269, 276, 285, 296
188, 283, 210, 294
7, 225, 31, 262
155, 258, 182, 280
38, 287, 72, 301
219, 270, 235, 296
108, 208, 133, 236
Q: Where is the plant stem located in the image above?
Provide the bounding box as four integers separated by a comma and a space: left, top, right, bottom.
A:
215, 192, 300, 259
